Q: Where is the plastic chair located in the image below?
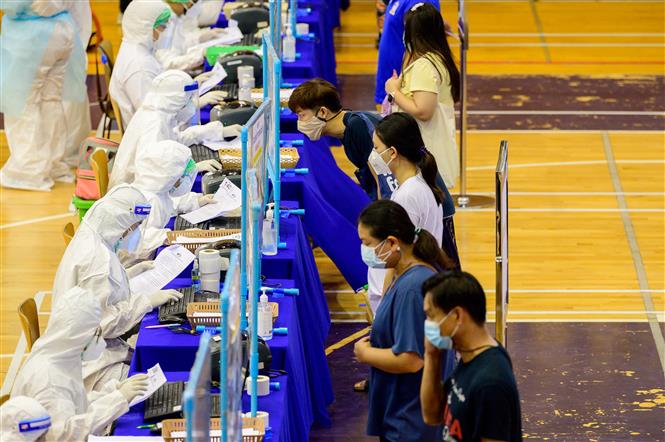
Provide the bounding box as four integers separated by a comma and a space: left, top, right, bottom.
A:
0, 394, 9, 406
18, 298, 40, 352
90, 149, 109, 198
110, 97, 124, 136
358, 290, 374, 325
63, 222, 75, 246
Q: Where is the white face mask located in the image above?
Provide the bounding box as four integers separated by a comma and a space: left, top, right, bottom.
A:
297, 115, 326, 141
368, 148, 394, 176
81, 328, 106, 361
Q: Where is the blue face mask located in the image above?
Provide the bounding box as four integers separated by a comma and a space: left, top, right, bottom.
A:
360, 239, 392, 269
424, 312, 458, 350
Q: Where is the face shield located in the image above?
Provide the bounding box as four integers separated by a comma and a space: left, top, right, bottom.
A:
178, 81, 201, 126
169, 158, 198, 197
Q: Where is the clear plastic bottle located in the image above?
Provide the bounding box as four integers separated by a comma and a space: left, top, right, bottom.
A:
258, 290, 273, 340
191, 258, 201, 293
282, 27, 296, 62
261, 207, 278, 256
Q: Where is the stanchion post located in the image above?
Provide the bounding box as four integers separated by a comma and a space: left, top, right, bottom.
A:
454, 0, 494, 208
495, 140, 509, 347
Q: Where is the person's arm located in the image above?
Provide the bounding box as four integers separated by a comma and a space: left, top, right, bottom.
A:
385, 59, 441, 121
354, 337, 423, 374
100, 293, 153, 338
420, 339, 445, 424
391, 89, 438, 121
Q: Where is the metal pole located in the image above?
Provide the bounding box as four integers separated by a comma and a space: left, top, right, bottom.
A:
495, 140, 509, 347
454, 0, 494, 208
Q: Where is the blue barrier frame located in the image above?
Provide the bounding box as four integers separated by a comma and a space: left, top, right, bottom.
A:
269, 0, 282, 57
240, 100, 270, 332
220, 249, 242, 441
183, 332, 212, 441
262, 34, 283, 246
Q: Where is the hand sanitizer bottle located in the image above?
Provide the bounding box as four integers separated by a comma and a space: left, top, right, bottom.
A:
258, 289, 273, 341
283, 27, 296, 62
262, 207, 278, 256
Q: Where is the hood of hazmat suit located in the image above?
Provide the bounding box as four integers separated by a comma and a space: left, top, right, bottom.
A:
0, 396, 51, 442
109, 0, 171, 127
109, 69, 198, 189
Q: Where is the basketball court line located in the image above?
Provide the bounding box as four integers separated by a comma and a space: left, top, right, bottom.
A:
602, 131, 665, 375
0, 213, 73, 230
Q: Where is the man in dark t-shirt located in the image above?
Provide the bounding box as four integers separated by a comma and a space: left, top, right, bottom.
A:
288, 78, 398, 200
421, 271, 522, 442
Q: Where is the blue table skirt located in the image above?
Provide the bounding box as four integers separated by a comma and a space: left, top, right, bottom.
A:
113, 372, 308, 442
281, 133, 371, 291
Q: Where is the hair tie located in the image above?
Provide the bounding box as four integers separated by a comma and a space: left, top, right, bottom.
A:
413, 227, 422, 243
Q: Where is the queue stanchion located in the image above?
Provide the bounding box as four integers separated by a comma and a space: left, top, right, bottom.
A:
495, 141, 509, 347
454, 0, 494, 208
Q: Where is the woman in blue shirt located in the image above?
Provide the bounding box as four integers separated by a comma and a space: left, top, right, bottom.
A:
354, 199, 455, 441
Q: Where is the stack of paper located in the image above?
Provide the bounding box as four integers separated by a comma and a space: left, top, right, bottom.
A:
180, 179, 241, 224
129, 245, 195, 295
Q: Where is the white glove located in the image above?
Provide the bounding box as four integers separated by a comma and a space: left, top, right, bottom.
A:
223, 124, 242, 138
199, 27, 226, 42
126, 260, 155, 278
199, 90, 227, 108
118, 374, 149, 403
196, 159, 223, 173
181, 121, 224, 143
198, 194, 218, 206
194, 71, 214, 85
147, 289, 183, 309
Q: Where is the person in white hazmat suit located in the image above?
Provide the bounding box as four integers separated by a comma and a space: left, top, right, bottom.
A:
108, 69, 240, 189
62, 0, 93, 168
11, 286, 150, 441
0, 0, 87, 191
0, 396, 51, 441
51, 185, 183, 391
154, 0, 231, 71
127, 140, 216, 262
109, 0, 173, 128
197, 0, 225, 27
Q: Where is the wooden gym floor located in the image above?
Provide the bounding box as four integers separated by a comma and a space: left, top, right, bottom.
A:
1, 0, 663, 438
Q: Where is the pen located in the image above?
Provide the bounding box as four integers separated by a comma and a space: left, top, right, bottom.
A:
145, 323, 180, 329
136, 424, 156, 429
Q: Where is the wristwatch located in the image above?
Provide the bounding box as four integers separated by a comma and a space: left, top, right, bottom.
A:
387, 91, 395, 103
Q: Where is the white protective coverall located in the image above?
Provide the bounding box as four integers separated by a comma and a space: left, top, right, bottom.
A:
130, 140, 199, 260
11, 288, 130, 441
0, 0, 87, 191
108, 69, 228, 189
0, 396, 51, 441
197, 0, 224, 27
52, 185, 153, 338
63, 0, 93, 167
109, 0, 171, 128
154, 5, 205, 71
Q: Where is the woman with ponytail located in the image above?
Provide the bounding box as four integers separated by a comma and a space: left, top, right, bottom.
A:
365, 112, 459, 315
354, 199, 455, 441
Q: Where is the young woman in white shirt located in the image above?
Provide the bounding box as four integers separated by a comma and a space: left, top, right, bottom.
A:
355, 111, 458, 392
383, 3, 460, 188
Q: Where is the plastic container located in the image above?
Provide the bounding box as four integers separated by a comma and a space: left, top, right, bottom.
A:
282, 28, 296, 62
258, 290, 273, 341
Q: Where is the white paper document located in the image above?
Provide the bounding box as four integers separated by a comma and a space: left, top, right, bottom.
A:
200, 62, 228, 96
128, 363, 167, 407
188, 27, 243, 53
203, 136, 241, 151
180, 179, 241, 225
174, 232, 242, 244
129, 245, 195, 294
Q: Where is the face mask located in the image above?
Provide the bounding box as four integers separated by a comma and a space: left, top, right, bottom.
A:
360, 239, 393, 269
424, 312, 458, 350
297, 115, 326, 141
170, 159, 197, 197
368, 148, 394, 176
114, 225, 142, 253
81, 329, 106, 361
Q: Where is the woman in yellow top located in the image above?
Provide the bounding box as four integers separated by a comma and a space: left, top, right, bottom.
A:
384, 3, 460, 188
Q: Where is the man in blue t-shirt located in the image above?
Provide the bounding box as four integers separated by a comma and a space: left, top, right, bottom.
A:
288, 78, 398, 200
375, 0, 440, 105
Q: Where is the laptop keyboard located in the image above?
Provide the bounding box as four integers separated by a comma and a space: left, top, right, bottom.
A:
143, 381, 221, 421
190, 144, 218, 163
